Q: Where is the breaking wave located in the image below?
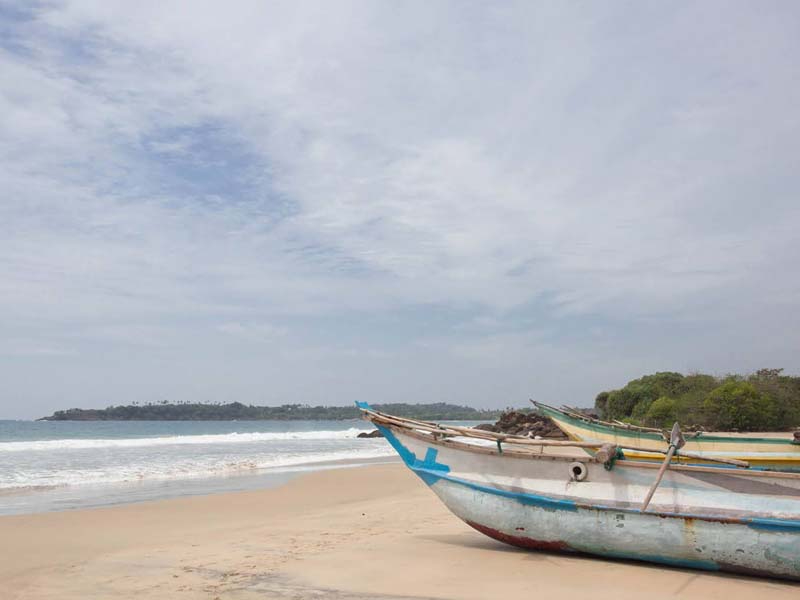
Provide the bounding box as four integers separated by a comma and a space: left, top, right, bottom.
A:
0, 445, 396, 490
0, 428, 370, 452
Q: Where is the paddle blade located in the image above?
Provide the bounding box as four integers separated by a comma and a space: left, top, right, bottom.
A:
669, 422, 686, 449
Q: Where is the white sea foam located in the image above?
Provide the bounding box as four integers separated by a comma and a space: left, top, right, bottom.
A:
0, 444, 395, 490
0, 428, 369, 452
0, 422, 398, 512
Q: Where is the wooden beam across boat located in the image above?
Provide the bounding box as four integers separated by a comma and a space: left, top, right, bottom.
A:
360, 408, 749, 468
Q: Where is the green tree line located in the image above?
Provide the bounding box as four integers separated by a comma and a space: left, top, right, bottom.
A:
594, 368, 800, 431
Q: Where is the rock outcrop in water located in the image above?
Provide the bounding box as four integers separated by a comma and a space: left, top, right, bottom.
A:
357, 430, 384, 438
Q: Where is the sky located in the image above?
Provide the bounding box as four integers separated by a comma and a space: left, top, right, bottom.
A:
1, 1, 799, 419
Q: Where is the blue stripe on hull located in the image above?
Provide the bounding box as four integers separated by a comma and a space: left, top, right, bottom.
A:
375, 424, 450, 486
360, 406, 800, 580
437, 478, 800, 581
378, 423, 800, 532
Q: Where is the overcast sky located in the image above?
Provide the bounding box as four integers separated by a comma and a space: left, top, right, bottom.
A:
1, 1, 799, 419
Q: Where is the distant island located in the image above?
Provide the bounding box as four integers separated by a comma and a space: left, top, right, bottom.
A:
38, 401, 505, 422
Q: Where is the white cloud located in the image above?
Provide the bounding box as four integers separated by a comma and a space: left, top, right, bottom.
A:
216, 322, 286, 341
1, 1, 799, 417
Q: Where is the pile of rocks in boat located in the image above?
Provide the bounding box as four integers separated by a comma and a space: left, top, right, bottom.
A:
475, 410, 567, 439
357, 410, 568, 439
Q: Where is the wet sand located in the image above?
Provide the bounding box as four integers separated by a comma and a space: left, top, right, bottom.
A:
1, 464, 797, 599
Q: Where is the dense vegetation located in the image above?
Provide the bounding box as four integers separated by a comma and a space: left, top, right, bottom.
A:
39, 401, 503, 421
595, 369, 800, 431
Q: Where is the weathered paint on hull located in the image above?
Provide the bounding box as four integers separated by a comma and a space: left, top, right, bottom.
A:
373, 422, 800, 581
539, 404, 800, 470
428, 477, 800, 580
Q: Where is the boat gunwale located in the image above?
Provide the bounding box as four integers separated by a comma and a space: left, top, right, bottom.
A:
375, 422, 800, 532
537, 403, 797, 445
380, 424, 800, 532
387, 421, 604, 464
376, 420, 800, 482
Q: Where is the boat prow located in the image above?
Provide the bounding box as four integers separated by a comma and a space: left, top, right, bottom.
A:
357, 402, 800, 581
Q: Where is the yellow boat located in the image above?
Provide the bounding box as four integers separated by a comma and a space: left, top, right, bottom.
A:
535, 402, 800, 470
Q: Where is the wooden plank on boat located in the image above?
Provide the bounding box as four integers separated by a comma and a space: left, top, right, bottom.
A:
362, 407, 750, 468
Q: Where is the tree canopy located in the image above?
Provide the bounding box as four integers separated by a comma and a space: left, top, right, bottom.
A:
595, 368, 800, 431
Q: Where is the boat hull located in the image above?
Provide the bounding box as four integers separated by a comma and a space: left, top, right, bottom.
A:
538, 404, 800, 470
375, 422, 800, 580
430, 477, 799, 579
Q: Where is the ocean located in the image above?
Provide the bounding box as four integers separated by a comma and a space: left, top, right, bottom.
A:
0, 419, 405, 515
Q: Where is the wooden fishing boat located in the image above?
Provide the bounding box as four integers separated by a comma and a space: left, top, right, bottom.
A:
535, 402, 800, 470
356, 402, 800, 580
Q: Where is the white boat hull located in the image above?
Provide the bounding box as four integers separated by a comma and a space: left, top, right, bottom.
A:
374, 421, 800, 580
431, 477, 799, 577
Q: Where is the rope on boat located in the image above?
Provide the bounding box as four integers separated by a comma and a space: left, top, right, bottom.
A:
604, 447, 624, 471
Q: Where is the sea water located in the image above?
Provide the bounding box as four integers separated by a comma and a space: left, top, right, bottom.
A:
0, 419, 402, 515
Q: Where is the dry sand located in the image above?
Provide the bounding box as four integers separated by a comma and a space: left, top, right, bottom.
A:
1, 464, 797, 599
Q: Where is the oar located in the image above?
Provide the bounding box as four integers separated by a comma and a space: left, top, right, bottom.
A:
630, 447, 748, 468
641, 422, 685, 512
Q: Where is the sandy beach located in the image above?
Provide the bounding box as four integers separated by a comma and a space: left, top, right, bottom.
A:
1, 464, 797, 600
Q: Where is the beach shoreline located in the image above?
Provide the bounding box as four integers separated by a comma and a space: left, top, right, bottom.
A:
1, 464, 797, 599
0, 454, 399, 517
